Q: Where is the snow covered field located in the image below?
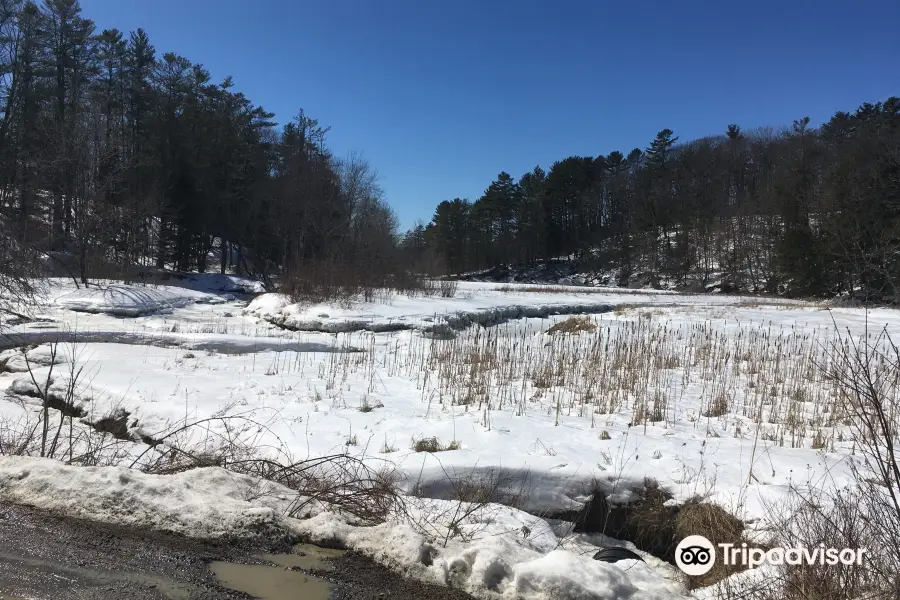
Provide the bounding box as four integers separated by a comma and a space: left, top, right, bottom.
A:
0, 278, 895, 599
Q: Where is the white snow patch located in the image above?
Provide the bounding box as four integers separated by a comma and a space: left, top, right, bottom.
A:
242, 282, 803, 334
54, 284, 226, 316
244, 290, 617, 333
295, 506, 688, 600
0, 456, 298, 539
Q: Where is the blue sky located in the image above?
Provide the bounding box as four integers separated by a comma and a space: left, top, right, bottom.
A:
80, 0, 899, 229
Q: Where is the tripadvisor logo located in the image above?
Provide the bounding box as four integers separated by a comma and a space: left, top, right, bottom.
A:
676, 535, 716, 576
675, 535, 867, 576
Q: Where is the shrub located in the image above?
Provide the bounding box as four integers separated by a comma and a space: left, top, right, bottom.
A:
439, 279, 458, 298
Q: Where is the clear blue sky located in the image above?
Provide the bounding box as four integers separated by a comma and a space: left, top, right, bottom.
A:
80, 0, 899, 230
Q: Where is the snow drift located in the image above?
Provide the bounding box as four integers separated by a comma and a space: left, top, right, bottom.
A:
0, 457, 297, 538
244, 291, 615, 334
0, 457, 689, 600
54, 284, 225, 316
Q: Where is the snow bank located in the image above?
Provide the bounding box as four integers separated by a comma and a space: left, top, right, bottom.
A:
0, 345, 67, 372
295, 506, 687, 600
177, 272, 266, 295
0, 457, 298, 539
55, 285, 225, 316
0, 327, 344, 354
244, 291, 615, 334
242, 282, 802, 335
0, 457, 688, 599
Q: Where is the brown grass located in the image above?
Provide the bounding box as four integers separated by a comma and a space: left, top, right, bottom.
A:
411, 436, 461, 453
547, 316, 598, 334
675, 500, 747, 589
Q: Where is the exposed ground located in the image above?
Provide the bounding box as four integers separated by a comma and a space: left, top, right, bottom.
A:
0, 502, 476, 600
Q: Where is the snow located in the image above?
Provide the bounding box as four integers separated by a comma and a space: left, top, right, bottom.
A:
0, 455, 686, 599
54, 284, 227, 316
0, 276, 894, 599
0, 456, 298, 538
294, 508, 686, 600
242, 282, 798, 334
242, 290, 616, 334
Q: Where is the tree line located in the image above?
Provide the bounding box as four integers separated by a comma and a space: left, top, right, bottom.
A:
405, 98, 900, 299
1, 0, 896, 302
0, 0, 398, 291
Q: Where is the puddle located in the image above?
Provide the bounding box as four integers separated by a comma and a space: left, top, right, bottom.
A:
0, 550, 196, 600
258, 543, 345, 571
211, 544, 345, 600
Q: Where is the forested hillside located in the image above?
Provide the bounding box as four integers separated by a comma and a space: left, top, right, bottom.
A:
0, 0, 397, 288
406, 101, 900, 299
1, 1, 897, 303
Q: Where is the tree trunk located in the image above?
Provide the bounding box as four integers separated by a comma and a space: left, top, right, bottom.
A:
220, 239, 228, 274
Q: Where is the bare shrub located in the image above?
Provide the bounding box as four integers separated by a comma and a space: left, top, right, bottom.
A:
491, 285, 659, 295
282, 255, 432, 305
405, 464, 530, 548
807, 321, 900, 599
130, 407, 405, 525
450, 468, 526, 509
235, 454, 403, 525
439, 279, 458, 298
0, 229, 39, 321
0, 343, 140, 467
748, 486, 889, 600
419, 278, 439, 297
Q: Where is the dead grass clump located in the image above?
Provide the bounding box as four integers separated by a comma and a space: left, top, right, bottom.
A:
675, 499, 746, 589
88, 409, 133, 441
547, 316, 597, 334
575, 478, 678, 560
621, 478, 678, 559
702, 393, 729, 418
411, 436, 461, 453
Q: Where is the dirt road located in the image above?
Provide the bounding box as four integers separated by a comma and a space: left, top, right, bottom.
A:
0, 503, 473, 600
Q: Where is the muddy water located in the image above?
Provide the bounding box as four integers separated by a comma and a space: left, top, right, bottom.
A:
210, 544, 346, 600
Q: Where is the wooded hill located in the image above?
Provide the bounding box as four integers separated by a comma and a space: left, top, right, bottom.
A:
404, 100, 900, 299
0, 0, 397, 289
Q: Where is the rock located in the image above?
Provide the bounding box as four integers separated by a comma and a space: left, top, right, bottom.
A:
592, 547, 644, 563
